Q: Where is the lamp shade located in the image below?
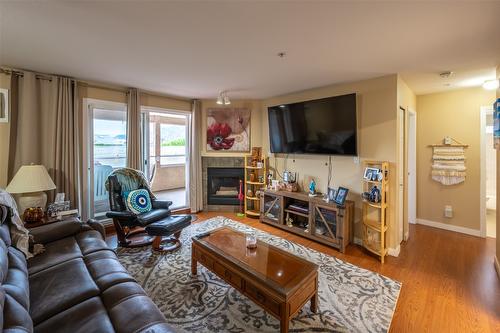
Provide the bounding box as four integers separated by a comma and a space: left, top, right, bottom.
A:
6, 165, 56, 194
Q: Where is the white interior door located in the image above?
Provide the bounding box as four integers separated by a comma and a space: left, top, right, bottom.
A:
408, 111, 417, 225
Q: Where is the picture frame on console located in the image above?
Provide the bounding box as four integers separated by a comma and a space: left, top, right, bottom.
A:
335, 187, 349, 206
327, 187, 337, 202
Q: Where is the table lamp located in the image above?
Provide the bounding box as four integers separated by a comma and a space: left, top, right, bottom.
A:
6, 164, 56, 214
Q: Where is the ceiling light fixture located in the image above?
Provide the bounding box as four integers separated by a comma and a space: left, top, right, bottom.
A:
216, 92, 224, 105
482, 79, 499, 90
439, 71, 453, 79
217, 91, 231, 105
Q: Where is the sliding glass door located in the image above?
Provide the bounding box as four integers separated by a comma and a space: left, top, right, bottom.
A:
142, 107, 190, 210
84, 99, 127, 220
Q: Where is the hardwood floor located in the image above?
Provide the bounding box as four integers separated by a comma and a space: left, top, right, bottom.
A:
108, 212, 500, 332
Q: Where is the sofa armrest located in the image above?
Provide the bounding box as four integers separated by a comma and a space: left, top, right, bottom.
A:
152, 200, 173, 210
29, 219, 84, 245
87, 219, 106, 239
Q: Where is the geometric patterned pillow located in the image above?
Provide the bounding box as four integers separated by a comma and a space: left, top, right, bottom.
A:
124, 189, 152, 214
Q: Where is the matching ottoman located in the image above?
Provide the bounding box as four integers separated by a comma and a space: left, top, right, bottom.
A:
145, 215, 192, 252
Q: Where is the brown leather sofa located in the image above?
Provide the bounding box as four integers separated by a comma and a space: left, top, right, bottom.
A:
0, 205, 177, 333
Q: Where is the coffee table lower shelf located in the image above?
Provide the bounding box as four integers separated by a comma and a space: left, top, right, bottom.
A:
191, 241, 318, 333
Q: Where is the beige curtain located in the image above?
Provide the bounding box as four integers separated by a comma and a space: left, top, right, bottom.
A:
8, 72, 82, 209
189, 99, 203, 212
126, 88, 142, 170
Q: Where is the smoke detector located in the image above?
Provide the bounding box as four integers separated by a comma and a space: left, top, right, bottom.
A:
439, 71, 454, 79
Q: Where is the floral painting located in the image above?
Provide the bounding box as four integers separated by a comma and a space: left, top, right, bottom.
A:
207, 108, 250, 152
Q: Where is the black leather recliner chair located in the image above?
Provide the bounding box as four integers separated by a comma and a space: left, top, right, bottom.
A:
106, 174, 191, 252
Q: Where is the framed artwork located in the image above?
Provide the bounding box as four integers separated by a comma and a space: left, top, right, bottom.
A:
0, 88, 9, 123
207, 107, 250, 152
335, 187, 349, 206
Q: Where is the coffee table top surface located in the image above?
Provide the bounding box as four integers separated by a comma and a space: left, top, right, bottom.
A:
193, 226, 318, 295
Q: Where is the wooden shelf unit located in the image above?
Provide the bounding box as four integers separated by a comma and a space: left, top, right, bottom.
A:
260, 190, 354, 253
362, 160, 389, 263
244, 155, 267, 218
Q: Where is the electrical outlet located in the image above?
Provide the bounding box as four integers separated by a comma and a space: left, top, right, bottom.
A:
444, 205, 453, 218
353, 156, 360, 164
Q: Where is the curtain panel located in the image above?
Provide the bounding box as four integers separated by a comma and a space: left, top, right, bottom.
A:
8, 72, 82, 210
126, 88, 143, 170
189, 99, 203, 212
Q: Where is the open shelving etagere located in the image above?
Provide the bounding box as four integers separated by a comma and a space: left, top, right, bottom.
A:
362, 160, 389, 263
244, 155, 267, 218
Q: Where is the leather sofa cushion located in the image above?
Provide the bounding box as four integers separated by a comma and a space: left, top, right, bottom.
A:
29, 258, 100, 325
135, 208, 171, 226
75, 230, 110, 255
145, 215, 192, 236
3, 293, 33, 332
27, 237, 82, 275
1, 244, 32, 333
84, 250, 136, 291
102, 282, 176, 333
34, 297, 114, 333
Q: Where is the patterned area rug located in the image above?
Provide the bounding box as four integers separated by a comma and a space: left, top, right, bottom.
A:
117, 216, 401, 333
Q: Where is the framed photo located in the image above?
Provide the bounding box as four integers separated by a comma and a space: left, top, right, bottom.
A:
207, 107, 250, 152
0, 88, 9, 123
364, 167, 380, 181
327, 187, 337, 202
335, 187, 349, 206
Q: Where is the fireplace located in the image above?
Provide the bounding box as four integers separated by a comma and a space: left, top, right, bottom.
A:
207, 167, 244, 206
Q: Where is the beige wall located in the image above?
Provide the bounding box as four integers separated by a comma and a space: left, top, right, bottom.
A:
0, 73, 10, 188
262, 75, 401, 248
416, 87, 496, 231
200, 99, 263, 157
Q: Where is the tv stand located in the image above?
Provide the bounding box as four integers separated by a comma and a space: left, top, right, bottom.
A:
260, 189, 354, 252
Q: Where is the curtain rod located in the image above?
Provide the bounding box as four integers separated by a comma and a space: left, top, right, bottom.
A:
0, 67, 53, 81
1, 67, 194, 102
77, 81, 129, 94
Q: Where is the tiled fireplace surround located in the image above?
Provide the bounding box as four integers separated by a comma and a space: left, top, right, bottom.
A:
202, 156, 244, 212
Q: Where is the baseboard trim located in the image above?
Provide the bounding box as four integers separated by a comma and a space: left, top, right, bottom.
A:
495, 256, 500, 280
353, 237, 400, 257
416, 218, 481, 237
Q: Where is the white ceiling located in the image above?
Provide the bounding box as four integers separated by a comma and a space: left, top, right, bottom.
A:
1, 1, 499, 99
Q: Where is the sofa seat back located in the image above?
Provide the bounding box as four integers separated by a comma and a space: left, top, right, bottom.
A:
0, 208, 33, 332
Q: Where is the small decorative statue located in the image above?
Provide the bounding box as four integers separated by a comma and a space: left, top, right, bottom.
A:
308, 179, 316, 196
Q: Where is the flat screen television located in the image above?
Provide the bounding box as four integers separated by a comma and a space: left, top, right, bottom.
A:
268, 93, 357, 155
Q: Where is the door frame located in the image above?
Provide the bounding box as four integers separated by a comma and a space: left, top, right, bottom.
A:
141, 106, 192, 210
407, 110, 417, 228
399, 106, 417, 243
82, 98, 128, 221
480, 105, 494, 238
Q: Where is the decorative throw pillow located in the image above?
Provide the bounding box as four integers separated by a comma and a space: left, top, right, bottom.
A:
124, 189, 152, 214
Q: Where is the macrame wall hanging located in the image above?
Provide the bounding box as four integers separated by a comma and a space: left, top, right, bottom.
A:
429, 137, 468, 186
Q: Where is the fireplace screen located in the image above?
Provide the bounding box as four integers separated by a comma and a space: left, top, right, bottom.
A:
207, 167, 244, 205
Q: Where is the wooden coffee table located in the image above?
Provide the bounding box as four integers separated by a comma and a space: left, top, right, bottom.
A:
191, 227, 318, 333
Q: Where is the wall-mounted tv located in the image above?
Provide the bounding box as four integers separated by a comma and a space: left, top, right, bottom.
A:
268, 93, 357, 156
